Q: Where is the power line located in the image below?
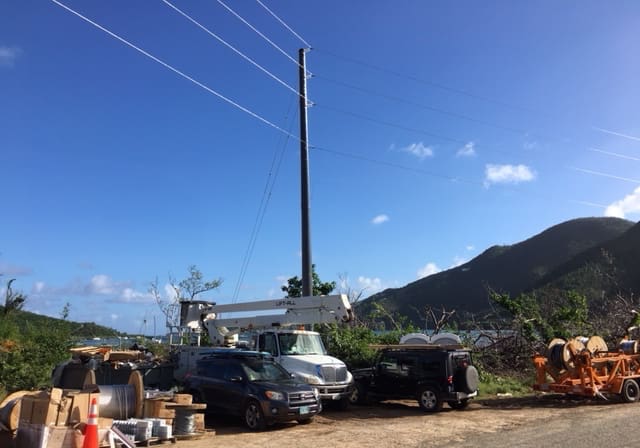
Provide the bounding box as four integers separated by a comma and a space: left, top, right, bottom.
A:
162, 0, 300, 97
594, 127, 640, 143
216, 0, 306, 72
314, 48, 538, 114
310, 144, 482, 186
51, 0, 297, 139
256, 0, 311, 48
314, 74, 530, 136
314, 103, 526, 159
233, 96, 297, 302
572, 167, 640, 184
589, 147, 640, 162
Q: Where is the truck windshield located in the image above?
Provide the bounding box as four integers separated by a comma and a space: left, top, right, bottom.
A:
278, 333, 327, 355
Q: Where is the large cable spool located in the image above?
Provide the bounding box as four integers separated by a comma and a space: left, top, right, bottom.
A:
619, 340, 639, 355
586, 336, 608, 354
562, 339, 585, 370
547, 338, 566, 371
97, 370, 144, 420
0, 391, 32, 432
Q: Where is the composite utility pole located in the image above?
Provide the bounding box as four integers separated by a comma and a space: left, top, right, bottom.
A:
298, 48, 313, 297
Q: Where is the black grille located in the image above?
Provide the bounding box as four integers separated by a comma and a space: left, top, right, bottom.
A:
320, 365, 347, 383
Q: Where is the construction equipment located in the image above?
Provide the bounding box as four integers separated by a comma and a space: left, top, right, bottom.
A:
173, 294, 355, 404
533, 336, 640, 402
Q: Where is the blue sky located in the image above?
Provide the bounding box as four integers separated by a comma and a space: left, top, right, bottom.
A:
1, 1, 639, 334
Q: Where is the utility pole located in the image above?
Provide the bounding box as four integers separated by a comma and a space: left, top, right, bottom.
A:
299, 48, 313, 297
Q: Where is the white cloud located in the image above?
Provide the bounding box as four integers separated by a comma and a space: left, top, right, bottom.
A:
111, 314, 119, 321
357, 276, 383, 294
456, 142, 476, 157
88, 274, 115, 295
371, 214, 389, 225
485, 164, 536, 185
118, 287, 154, 304
451, 256, 467, 268
0, 46, 21, 67
466, 245, 475, 251
33, 281, 45, 293
417, 262, 441, 279
400, 142, 434, 160
604, 186, 640, 218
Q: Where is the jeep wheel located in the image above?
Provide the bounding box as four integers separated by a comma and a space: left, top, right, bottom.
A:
349, 382, 366, 405
244, 400, 266, 431
417, 387, 442, 412
622, 379, 640, 403
447, 399, 470, 410
457, 365, 480, 394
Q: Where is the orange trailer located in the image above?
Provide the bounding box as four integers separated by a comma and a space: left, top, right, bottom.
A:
533, 338, 640, 402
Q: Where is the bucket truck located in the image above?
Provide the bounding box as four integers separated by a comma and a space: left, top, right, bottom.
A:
172, 294, 355, 406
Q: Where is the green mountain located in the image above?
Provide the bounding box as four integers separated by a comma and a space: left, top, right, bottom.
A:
0, 307, 122, 338
357, 217, 636, 326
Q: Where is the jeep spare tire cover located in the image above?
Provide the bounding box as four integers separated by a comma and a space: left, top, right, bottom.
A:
460, 365, 479, 393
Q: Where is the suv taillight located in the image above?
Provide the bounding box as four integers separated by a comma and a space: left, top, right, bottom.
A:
447, 375, 453, 384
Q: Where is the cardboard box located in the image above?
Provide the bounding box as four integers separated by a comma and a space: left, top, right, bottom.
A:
56, 394, 73, 426
45, 426, 81, 448
19, 389, 63, 427
19, 396, 34, 424
66, 387, 100, 425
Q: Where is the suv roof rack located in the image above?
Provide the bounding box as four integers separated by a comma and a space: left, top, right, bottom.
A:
369, 344, 468, 350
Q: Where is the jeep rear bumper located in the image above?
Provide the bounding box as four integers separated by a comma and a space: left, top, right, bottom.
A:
443, 390, 478, 401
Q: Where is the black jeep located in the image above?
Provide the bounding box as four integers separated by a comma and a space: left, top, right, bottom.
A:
350, 345, 479, 412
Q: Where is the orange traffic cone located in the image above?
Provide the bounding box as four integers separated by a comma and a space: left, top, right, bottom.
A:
82, 397, 99, 448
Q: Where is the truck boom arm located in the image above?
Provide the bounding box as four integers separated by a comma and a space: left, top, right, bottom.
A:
179, 294, 354, 345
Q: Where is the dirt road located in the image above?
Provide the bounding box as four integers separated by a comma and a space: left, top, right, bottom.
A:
180, 395, 640, 448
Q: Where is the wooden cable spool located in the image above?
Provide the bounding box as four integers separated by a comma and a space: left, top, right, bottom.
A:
562, 339, 585, 371
586, 336, 608, 354
0, 390, 33, 432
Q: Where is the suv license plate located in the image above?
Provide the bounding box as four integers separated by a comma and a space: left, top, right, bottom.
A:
299, 406, 310, 415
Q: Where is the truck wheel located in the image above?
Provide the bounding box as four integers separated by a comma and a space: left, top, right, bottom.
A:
622, 379, 640, 403
335, 396, 350, 410
349, 382, 366, 405
447, 399, 470, 410
244, 400, 266, 431
417, 386, 442, 412
296, 417, 314, 425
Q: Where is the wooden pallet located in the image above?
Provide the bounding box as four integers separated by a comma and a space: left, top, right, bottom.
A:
134, 436, 177, 446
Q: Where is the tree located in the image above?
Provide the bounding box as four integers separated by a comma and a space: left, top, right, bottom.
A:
337, 273, 368, 305
3, 278, 26, 316
281, 264, 336, 298
150, 265, 222, 330
60, 302, 71, 320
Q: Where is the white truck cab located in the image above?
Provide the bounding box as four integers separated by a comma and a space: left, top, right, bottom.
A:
255, 329, 353, 402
